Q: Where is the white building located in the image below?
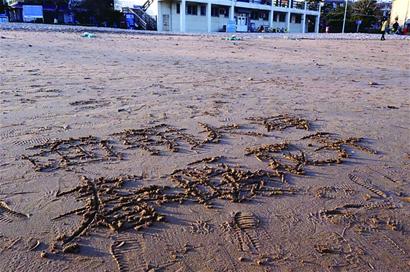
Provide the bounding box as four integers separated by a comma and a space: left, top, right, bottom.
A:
155, 0, 322, 33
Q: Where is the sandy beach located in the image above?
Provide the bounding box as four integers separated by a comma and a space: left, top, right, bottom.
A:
0, 27, 409, 271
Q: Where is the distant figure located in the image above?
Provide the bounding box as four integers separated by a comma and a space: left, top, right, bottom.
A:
392, 19, 399, 34
325, 26, 329, 33
256, 25, 265, 32
381, 17, 389, 41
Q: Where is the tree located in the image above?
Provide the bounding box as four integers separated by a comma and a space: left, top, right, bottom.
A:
351, 0, 381, 30
322, 0, 382, 33
72, 0, 121, 27
80, 0, 113, 25
324, 4, 355, 33
0, 1, 8, 14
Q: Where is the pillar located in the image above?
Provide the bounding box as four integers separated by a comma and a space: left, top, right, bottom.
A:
286, 12, 291, 32
207, 2, 212, 32
180, 0, 186, 32
302, 1, 307, 33
157, 1, 163, 31
315, 3, 321, 33
229, 0, 235, 21
269, 1, 274, 28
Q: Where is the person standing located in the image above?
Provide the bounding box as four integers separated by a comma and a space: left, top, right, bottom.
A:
381, 17, 389, 40
392, 18, 400, 34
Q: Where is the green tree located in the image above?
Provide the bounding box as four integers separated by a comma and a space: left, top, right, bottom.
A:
351, 0, 381, 30
0, 1, 8, 14
324, 4, 355, 33
73, 0, 121, 27
81, 0, 113, 24
322, 0, 382, 33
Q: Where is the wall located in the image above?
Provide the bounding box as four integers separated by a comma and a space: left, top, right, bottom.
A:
273, 21, 287, 30
211, 15, 230, 32
250, 18, 269, 29
158, 1, 310, 33
289, 22, 302, 32
160, 2, 229, 32
391, 0, 410, 27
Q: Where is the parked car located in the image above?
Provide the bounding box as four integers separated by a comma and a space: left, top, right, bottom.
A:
403, 19, 410, 35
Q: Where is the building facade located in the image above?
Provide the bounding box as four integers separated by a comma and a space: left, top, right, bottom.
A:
391, 0, 410, 27
156, 0, 321, 33
5, 0, 74, 23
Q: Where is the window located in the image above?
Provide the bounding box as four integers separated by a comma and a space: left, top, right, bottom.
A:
225, 8, 230, 18
187, 4, 198, 15
260, 11, 268, 20
200, 5, 206, 16
294, 14, 301, 24
219, 8, 229, 18
279, 12, 286, 22
251, 11, 258, 20
176, 4, 180, 14
211, 7, 219, 17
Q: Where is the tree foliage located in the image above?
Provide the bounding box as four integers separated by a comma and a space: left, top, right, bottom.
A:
72, 0, 121, 27
0, 1, 8, 14
324, 4, 354, 32
352, 0, 381, 29
323, 0, 383, 33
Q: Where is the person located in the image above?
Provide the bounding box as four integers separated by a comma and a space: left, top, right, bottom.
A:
256, 25, 265, 32
392, 19, 399, 34
381, 17, 389, 41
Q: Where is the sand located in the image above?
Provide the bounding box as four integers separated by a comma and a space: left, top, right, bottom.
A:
0, 28, 409, 272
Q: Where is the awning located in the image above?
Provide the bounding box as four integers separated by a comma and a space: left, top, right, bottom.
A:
10, 2, 23, 9
10, 3, 57, 11
42, 5, 57, 11
236, 8, 251, 14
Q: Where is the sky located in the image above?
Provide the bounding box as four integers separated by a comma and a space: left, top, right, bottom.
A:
115, 0, 157, 15
117, 0, 140, 7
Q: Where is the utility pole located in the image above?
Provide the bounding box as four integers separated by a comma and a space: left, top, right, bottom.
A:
342, 0, 348, 33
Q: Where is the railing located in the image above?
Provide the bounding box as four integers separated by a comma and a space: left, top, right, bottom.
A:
134, 8, 157, 30
293, 1, 305, 9
307, 2, 319, 11
244, 0, 271, 5
235, 0, 320, 11
136, 9, 157, 30
275, 0, 290, 7
123, 7, 157, 31
142, 0, 155, 12
132, 9, 147, 29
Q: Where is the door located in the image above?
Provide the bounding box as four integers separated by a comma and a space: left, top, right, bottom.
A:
236, 14, 248, 32
163, 14, 170, 31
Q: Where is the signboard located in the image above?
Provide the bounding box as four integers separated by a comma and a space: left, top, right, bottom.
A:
226, 19, 236, 33
125, 13, 135, 29
355, 20, 362, 32
23, 5, 43, 22
0, 15, 8, 23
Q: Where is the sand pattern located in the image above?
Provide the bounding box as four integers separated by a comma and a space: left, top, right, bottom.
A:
0, 29, 409, 271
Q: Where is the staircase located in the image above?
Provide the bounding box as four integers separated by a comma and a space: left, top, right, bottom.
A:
123, 0, 157, 31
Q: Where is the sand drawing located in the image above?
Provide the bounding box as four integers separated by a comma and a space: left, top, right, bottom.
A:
22, 136, 122, 172
1, 29, 409, 271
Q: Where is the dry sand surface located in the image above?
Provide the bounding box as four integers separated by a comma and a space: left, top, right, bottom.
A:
0, 30, 410, 272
